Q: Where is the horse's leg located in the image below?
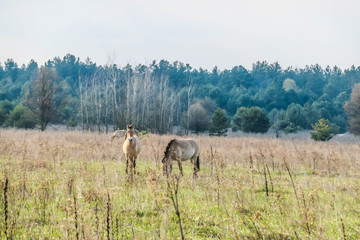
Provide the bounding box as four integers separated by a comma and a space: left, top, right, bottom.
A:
129, 155, 134, 174
129, 155, 134, 181
190, 158, 195, 175
177, 159, 183, 176
133, 155, 137, 174
191, 156, 196, 176
191, 155, 199, 177
125, 155, 129, 174
161, 161, 167, 177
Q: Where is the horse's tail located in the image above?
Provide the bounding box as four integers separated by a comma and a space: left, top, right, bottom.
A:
196, 155, 200, 171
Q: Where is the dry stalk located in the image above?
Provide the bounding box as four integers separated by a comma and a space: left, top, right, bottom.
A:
3, 177, 9, 239
210, 146, 216, 176
73, 193, 79, 240
222, 200, 239, 240
340, 218, 347, 240
249, 152, 253, 169
21, 170, 27, 201
41, 184, 49, 225
151, 142, 161, 170
106, 192, 111, 240
95, 202, 100, 239
21, 144, 28, 200
263, 165, 269, 197
294, 230, 300, 239
300, 190, 311, 235
166, 174, 185, 240
284, 158, 300, 208
216, 173, 221, 208
114, 215, 119, 239
243, 216, 262, 239
265, 164, 274, 193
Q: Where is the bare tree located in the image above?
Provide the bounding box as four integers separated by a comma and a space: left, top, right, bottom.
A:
186, 65, 193, 135
92, 73, 102, 132
78, 72, 102, 132
125, 66, 132, 125
25, 66, 62, 131
76, 63, 180, 134
345, 83, 360, 135
141, 68, 151, 129
108, 65, 121, 130
188, 103, 210, 134
103, 74, 110, 133
78, 75, 85, 130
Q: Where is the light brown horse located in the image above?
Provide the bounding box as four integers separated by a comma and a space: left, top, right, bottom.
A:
162, 139, 200, 176
122, 124, 142, 174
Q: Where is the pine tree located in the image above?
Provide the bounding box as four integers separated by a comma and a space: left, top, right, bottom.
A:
209, 108, 228, 136
310, 118, 338, 141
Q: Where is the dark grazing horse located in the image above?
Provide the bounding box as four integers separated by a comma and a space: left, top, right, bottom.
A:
162, 139, 200, 176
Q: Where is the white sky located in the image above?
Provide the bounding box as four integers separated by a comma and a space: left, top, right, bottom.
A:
1, 0, 359, 70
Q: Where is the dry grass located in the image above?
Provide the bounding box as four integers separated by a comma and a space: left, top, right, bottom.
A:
0, 128, 360, 239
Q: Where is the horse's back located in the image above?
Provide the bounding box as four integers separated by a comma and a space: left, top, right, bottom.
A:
180, 139, 199, 151
174, 139, 199, 160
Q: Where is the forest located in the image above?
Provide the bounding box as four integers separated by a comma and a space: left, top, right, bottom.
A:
1, 53, 360, 135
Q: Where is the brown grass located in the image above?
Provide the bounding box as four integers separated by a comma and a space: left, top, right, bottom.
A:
0, 128, 360, 239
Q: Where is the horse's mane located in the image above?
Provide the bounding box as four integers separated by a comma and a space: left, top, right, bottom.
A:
164, 139, 176, 156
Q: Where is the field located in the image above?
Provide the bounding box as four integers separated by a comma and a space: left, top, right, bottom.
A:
0, 129, 360, 239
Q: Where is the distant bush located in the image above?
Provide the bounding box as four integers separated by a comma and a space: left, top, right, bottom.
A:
66, 117, 77, 129
284, 123, 302, 134
0, 100, 15, 114
233, 107, 270, 133
231, 125, 238, 132
138, 130, 149, 139
0, 109, 6, 126
0, 100, 15, 126
6, 105, 37, 129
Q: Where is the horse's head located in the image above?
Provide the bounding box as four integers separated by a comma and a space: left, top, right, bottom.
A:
161, 153, 168, 175
161, 154, 167, 164
126, 124, 136, 142
162, 139, 176, 165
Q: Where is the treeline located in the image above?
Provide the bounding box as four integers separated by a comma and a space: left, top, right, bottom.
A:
1, 54, 360, 134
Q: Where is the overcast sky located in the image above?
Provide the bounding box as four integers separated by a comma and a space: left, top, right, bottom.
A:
1, 0, 359, 70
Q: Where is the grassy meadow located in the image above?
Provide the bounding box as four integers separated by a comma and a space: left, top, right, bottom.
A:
0, 129, 360, 239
